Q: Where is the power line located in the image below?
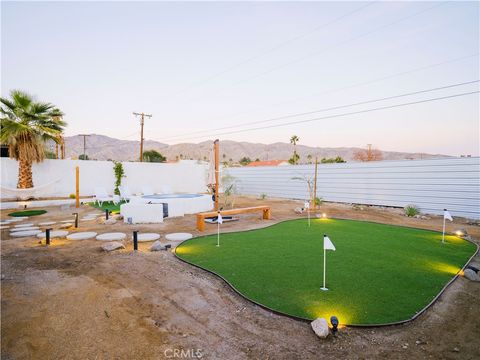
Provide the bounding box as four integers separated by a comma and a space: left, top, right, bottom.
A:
163, 90, 479, 142
181, 1, 450, 106
154, 79, 479, 142
158, 1, 376, 99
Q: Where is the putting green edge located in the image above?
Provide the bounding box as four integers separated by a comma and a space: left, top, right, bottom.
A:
174, 217, 479, 327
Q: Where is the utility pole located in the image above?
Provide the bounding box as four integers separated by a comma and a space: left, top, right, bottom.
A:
133, 112, 152, 162
78, 134, 90, 160
367, 144, 373, 161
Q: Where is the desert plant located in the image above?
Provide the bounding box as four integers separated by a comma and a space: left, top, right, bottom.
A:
69, 193, 76, 199
143, 149, 166, 162
404, 204, 420, 217
113, 161, 125, 195
259, 193, 267, 200
0, 90, 65, 188
290, 135, 300, 164
314, 197, 323, 206
221, 173, 239, 208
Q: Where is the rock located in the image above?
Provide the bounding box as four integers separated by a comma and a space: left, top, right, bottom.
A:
453, 347, 459, 352
463, 269, 479, 281
103, 218, 117, 225
59, 223, 73, 229
294, 207, 303, 214
466, 264, 479, 273
311, 318, 329, 339
420, 216, 430, 220
414, 215, 421, 219
102, 242, 125, 252
150, 240, 166, 251
113, 214, 124, 220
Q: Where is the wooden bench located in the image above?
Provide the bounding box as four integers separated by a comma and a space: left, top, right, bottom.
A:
196, 206, 271, 231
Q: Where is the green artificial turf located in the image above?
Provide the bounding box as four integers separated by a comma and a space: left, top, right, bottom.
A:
88, 201, 127, 214
176, 218, 476, 325
8, 209, 47, 217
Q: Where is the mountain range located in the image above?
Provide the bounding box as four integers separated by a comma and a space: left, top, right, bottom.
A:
61, 134, 450, 163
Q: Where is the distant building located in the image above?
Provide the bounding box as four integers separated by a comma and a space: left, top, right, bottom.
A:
246, 160, 290, 167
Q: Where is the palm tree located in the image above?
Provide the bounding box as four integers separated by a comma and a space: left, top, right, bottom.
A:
0, 90, 65, 188
290, 135, 300, 165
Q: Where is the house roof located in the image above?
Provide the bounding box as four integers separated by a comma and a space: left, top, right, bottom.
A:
246, 160, 289, 167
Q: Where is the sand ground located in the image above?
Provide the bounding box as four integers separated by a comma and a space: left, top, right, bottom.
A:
1, 196, 479, 359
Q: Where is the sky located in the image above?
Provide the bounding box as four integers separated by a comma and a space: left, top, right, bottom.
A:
2, 1, 479, 156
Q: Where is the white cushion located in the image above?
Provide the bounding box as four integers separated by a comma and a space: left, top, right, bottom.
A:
165, 233, 193, 241
67, 232, 97, 240
96, 232, 126, 241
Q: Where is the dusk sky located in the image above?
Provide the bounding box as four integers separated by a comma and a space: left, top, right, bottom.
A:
2, 1, 479, 155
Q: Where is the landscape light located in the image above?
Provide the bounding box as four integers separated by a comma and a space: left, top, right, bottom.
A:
330, 316, 339, 335
322, 213, 327, 218
455, 229, 466, 237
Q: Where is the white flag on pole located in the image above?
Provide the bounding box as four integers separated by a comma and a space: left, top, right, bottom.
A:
444, 209, 453, 221
323, 235, 336, 251
304, 201, 310, 209
217, 213, 223, 224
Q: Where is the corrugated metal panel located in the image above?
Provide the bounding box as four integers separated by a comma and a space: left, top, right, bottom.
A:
226, 157, 480, 219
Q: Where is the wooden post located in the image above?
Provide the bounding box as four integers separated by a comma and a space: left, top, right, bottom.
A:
61, 137, 65, 159
55, 143, 59, 159
313, 157, 318, 210
214, 139, 219, 211
75, 166, 80, 208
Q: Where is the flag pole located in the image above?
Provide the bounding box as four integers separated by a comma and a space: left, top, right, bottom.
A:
442, 215, 446, 244
217, 210, 221, 247
321, 248, 327, 291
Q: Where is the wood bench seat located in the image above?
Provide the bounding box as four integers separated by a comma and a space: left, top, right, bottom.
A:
196, 206, 271, 231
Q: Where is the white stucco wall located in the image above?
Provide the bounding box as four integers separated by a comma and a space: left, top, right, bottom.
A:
0, 158, 209, 199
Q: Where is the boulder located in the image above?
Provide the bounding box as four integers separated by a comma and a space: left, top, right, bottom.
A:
294, 207, 303, 214
103, 218, 117, 225
150, 240, 166, 251
311, 318, 329, 339
464, 269, 479, 282
102, 242, 125, 252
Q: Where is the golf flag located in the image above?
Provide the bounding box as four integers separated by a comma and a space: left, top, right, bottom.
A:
442, 209, 453, 244
217, 213, 223, 224
444, 209, 453, 221
216, 212, 222, 246
321, 234, 335, 291
324, 235, 336, 251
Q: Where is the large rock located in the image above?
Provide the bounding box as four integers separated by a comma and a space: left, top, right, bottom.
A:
311, 318, 330, 338
103, 218, 117, 225
294, 207, 303, 214
464, 269, 479, 282
102, 242, 125, 252
150, 240, 166, 251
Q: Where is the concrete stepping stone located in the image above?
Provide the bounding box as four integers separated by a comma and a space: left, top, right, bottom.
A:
38, 221, 56, 226
60, 220, 75, 223
102, 241, 125, 252
1, 221, 12, 225
59, 223, 73, 229
36, 230, 69, 239
96, 232, 126, 241
0, 226, 10, 230
81, 217, 97, 221
10, 227, 40, 232
10, 230, 42, 237
7, 218, 27, 222
136, 233, 161, 242
14, 223, 35, 228
165, 233, 193, 242
67, 232, 97, 241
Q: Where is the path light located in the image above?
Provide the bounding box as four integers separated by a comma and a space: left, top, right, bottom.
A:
133, 230, 139, 251
72, 213, 79, 228
330, 316, 339, 335
455, 229, 466, 237
322, 213, 327, 219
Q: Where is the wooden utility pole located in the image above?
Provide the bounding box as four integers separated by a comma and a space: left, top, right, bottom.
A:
78, 134, 90, 160
214, 139, 220, 211
313, 157, 318, 210
133, 112, 152, 162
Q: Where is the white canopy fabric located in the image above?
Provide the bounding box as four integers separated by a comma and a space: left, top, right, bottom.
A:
0, 178, 61, 200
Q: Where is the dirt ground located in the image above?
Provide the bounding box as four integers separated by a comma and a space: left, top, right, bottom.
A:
1, 196, 479, 360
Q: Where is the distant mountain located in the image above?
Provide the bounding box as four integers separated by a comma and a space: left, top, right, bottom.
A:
62, 134, 450, 162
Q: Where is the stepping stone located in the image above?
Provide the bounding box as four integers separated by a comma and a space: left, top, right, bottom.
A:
0, 221, 12, 225
96, 232, 126, 241
10, 230, 42, 237
14, 223, 35, 228
0, 226, 10, 230
136, 233, 161, 242
81, 217, 97, 221
102, 241, 125, 252
103, 219, 117, 225
59, 223, 73, 229
38, 221, 56, 226
10, 227, 40, 232
36, 230, 69, 239
165, 233, 193, 242
60, 220, 75, 223
7, 218, 27, 222
66, 232, 97, 241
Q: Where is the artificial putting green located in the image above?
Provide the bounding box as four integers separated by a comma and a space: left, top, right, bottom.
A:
87, 201, 127, 214
175, 218, 477, 325
8, 209, 47, 217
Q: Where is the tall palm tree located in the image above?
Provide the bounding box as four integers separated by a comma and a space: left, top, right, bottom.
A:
290, 135, 300, 165
0, 90, 65, 188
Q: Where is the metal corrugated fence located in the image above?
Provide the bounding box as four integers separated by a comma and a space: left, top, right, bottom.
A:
225, 157, 480, 219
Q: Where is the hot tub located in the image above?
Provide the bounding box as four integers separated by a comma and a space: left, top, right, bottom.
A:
124, 193, 213, 220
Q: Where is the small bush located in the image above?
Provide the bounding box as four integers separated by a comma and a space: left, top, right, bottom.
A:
69, 193, 76, 199
314, 197, 323, 206
259, 193, 267, 200
404, 205, 420, 217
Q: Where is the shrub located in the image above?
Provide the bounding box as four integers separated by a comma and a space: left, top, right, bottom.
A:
69, 193, 76, 199
259, 193, 267, 200
113, 161, 125, 195
314, 197, 323, 206
404, 205, 420, 217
